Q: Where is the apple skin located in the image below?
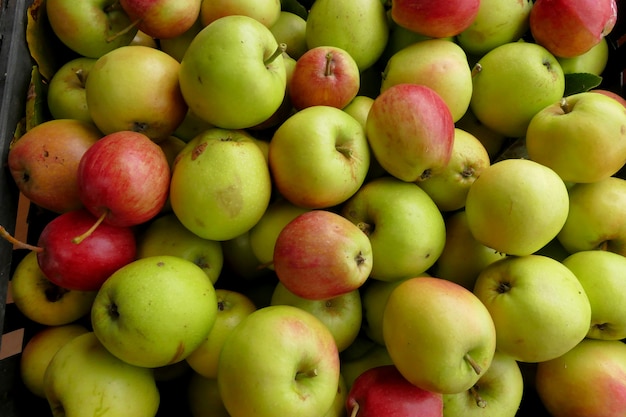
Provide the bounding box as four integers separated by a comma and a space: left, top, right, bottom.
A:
562, 250, 626, 340
391, 0, 480, 38
340, 337, 394, 391
199, 0, 281, 28
7, 119, 101, 214
343, 96, 374, 130
43, 332, 160, 417
464, 158, 570, 256
473, 255, 592, 363
269, 11, 308, 59
273, 210, 373, 300
46, 0, 138, 58
383, 277, 497, 395
346, 364, 444, 417
46, 57, 96, 123
119, 0, 201, 39
557, 38, 610, 75
289, 46, 360, 111
365, 83, 455, 182
10, 251, 97, 326
217, 305, 341, 417
529, 0, 618, 58
454, 109, 506, 160
86, 45, 188, 142
535, 338, 626, 417
269, 105, 371, 209
77, 130, 171, 228
591, 89, 626, 108
526, 91, 626, 183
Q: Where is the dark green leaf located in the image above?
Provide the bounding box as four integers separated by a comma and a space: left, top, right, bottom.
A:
564, 73, 603, 96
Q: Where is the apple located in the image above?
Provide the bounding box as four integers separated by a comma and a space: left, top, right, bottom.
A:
383, 277, 497, 394
443, 350, 524, 417
187, 373, 230, 417
46, 0, 138, 58
381, 39, 473, 122
173, 109, 216, 143
525, 91, 626, 183
323, 373, 349, 417
46, 57, 96, 123
562, 250, 626, 340
535, 338, 626, 417
217, 305, 341, 417
305, 0, 389, 72
391, 0, 480, 38
268, 105, 371, 209
221, 231, 272, 280
591, 88, 626, 108
557, 176, 626, 256
169, 128, 272, 241
456, 0, 533, 57
20, 324, 90, 398
417, 128, 491, 212
269, 11, 308, 59
130, 30, 158, 47
469, 41, 565, 138
10, 251, 97, 326
343, 96, 374, 130
91, 256, 218, 368
185, 289, 257, 378
179, 15, 287, 129
464, 158, 570, 256
529, 0, 618, 58
199, 0, 281, 28
85, 45, 188, 142
7, 119, 101, 214
380, 24, 440, 66
43, 332, 160, 416
289, 46, 360, 111
271, 282, 363, 353
273, 210, 373, 300
119, 0, 201, 39
346, 364, 444, 417
136, 214, 223, 284
159, 17, 204, 62
557, 38, 610, 75
340, 337, 394, 391
341, 176, 446, 282
365, 83, 455, 182
454, 109, 506, 160
76, 130, 171, 233
473, 254, 592, 363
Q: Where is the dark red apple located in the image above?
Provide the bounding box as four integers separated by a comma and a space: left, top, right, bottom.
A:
346, 364, 444, 417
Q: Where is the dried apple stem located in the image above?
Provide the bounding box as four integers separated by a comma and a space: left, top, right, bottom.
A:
71, 211, 107, 244
559, 97, 571, 114
464, 352, 482, 375
0, 225, 43, 252
350, 402, 360, 417
325, 52, 334, 77
469, 385, 488, 408
264, 43, 287, 66
106, 19, 141, 43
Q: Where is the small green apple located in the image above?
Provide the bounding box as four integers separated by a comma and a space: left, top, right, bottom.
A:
269, 11, 308, 59
159, 17, 204, 63
340, 338, 394, 390
342, 96, 374, 130
199, 0, 281, 28
557, 38, 609, 75
46, 57, 96, 123
454, 109, 506, 160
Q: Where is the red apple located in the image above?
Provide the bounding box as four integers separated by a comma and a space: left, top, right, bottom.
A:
119, 0, 202, 39
76, 130, 170, 231
391, 0, 480, 38
273, 210, 373, 300
346, 364, 444, 417
530, 0, 618, 58
289, 46, 360, 110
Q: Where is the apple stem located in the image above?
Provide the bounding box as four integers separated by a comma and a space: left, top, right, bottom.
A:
350, 402, 360, 417
471, 63, 482, 77
264, 43, 287, 67
106, 19, 141, 43
325, 52, 334, 77
464, 352, 483, 375
356, 222, 372, 236
469, 385, 488, 408
336, 145, 353, 158
559, 97, 571, 114
295, 368, 318, 380
0, 225, 44, 252
75, 68, 87, 87
71, 211, 107, 244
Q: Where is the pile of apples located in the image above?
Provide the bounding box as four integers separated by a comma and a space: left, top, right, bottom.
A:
3, 0, 626, 416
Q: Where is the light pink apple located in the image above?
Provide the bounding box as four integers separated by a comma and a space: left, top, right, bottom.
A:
391, 0, 480, 38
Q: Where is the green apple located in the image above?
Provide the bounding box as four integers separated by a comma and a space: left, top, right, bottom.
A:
221, 231, 272, 280
187, 373, 230, 417
341, 176, 446, 281
270, 11, 308, 59
535, 338, 626, 417
417, 128, 491, 212
383, 277, 497, 394
557, 38, 609, 75
136, 214, 224, 284
185, 289, 256, 378
169, 128, 272, 241
454, 109, 506, 160
431, 210, 507, 291
10, 251, 97, 326
20, 324, 90, 398
562, 250, 626, 340
46, 0, 138, 58
557, 177, 626, 256
91, 256, 218, 368
43, 332, 160, 417
381, 39, 473, 122
179, 15, 287, 129
470, 41, 565, 138
473, 254, 592, 363
130, 30, 158, 48
173, 109, 215, 143
305, 0, 389, 72
159, 17, 204, 63
323, 373, 348, 417
457, 0, 533, 57
85, 45, 188, 142
199, 0, 281, 28
268, 105, 370, 209
217, 305, 340, 417
343, 96, 374, 130
526, 91, 626, 183
465, 158, 570, 256
340, 337, 394, 390
379, 23, 441, 66
270, 282, 362, 352
443, 350, 524, 417
46, 57, 96, 123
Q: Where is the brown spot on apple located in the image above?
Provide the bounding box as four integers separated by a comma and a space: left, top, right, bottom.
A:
192, 142, 207, 160
157, 261, 165, 267
169, 342, 186, 364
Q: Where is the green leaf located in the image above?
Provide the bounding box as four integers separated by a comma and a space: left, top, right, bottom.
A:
564, 73, 603, 96
281, 0, 309, 20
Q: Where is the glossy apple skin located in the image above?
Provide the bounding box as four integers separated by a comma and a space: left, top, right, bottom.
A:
346, 365, 443, 417
37, 209, 137, 291
391, 0, 480, 38
119, 0, 201, 39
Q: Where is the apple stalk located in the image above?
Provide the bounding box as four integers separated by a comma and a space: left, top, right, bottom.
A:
0, 225, 43, 253
264, 43, 287, 67
469, 385, 488, 408
464, 352, 483, 375
71, 211, 108, 244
